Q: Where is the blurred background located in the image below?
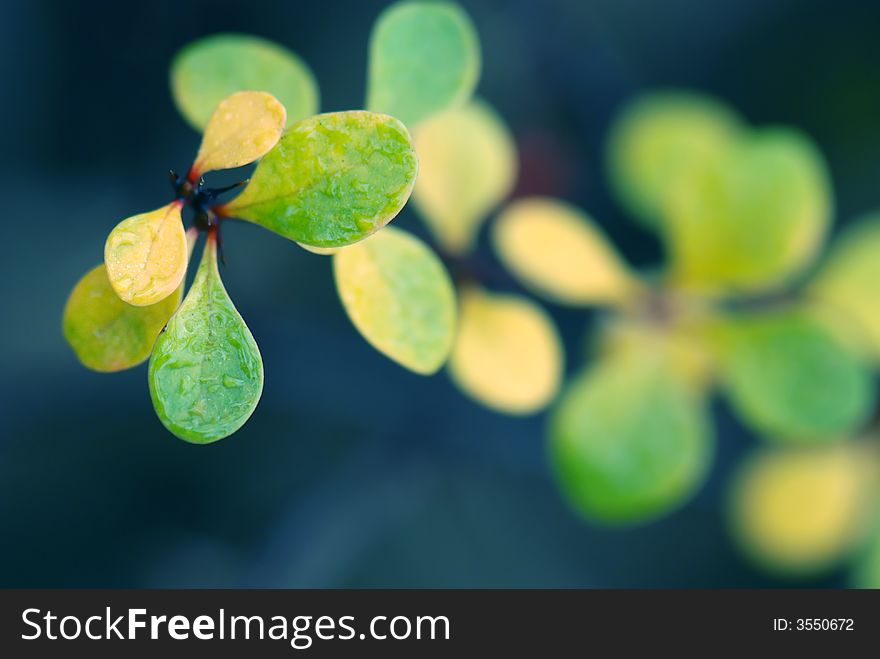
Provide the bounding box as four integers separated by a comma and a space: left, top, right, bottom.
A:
2, 0, 880, 587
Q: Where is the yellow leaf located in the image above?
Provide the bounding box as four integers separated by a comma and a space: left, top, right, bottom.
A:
297, 242, 339, 256
493, 197, 639, 306
413, 99, 517, 254
193, 91, 286, 175
448, 287, 563, 414
730, 443, 879, 575
104, 202, 188, 306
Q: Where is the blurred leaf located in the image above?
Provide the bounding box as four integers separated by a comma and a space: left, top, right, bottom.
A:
851, 529, 880, 588
720, 310, 874, 443
63, 264, 182, 372
104, 202, 188, 306
810, 213, 880, 360
193, 91, 286, 175
171, 33, 318, 131
334, 226, 457, 374
550, 348, 712, 524
413, 99, 517, 254
607, 91, 743, 229
666, 128, 831, 293
730, 443, 878, 576
493, 197, 639, 306
367, 1, 480, 126
448, 287, 563, 414
224, 111, 417, 248
149, 234, 263, 443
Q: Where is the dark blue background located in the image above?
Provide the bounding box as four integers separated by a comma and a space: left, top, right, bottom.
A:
2, 0, 879, 587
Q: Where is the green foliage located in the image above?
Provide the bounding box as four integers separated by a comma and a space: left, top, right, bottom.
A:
334, 226, 456, 374
171, 33, 318, 130
224, 111, 418, 248
720, 310, 874, 442
63, 264, 183, 372
149, 235, 263, 443
367, 0, 480, 126
550, 349, 712, 524
66, 2, 478, 443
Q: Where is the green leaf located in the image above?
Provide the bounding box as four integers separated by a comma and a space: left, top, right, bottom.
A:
367, 1, 480, 126
412, 99, 517, 254
731, 443, 878, 576
549, 348, 712, 524
448, 287, 564, 415
607, 91, 743, 229
334, 226, 456, 374
720, 310, 874, 442
665, 128, 832, 293
223, 111, 418, 248
149, 234, 263, 443
492, 197, 639, 306
171, 33, 319, 131
852, 527, 880, 588
810, 213, 880, 360
63, 264, 182, 372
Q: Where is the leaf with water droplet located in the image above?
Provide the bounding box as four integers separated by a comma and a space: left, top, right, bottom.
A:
448, 287, 563, 414
413, 99, 516, 254
549, 347, 713, 524
719, 310, 874, 443
149, 235, 263, 443
493, 197, 639, 306
730, 443, 878, 575
607, 91, 743, 229
810, 212, 880, 360
367, 1, 480, 126
193, 91, 286, 175
63, 264, 183, 372
171, 33, 319, 131
665, 128, 831, 293
104, 203, 188, 306
223, 111, 417, 248
334, 226, 456, 374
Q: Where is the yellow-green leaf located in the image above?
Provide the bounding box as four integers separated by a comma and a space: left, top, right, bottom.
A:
809, 213, 880, 360
367, 1, 480, 126
550, 348, 713, 524
104, 202, 188, 306
413, 99, 517, 254
719, 310, 874, 442
171, 33, 318, 131
493, 197, 639, 306
297, 243, 339, 256
448, 287, 563, 414
193, 91, 286, 175
665, 128, 831, 293
63, 264, 183, 372
730, 443, 878, 576
607, 90, 743, 228
223, 111, 418, 248
149, 234, 263, 444
334, 226, 456, 374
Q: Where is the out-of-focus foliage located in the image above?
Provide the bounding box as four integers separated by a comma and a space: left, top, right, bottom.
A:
413, 99, 517, 254
448, 287, 563, 414
171, 33, 318, 130
334, 226, 456, 375
550, 347, 712, 523
730, 443, 879, 576
810, 213, 880, 360
367, 1, 480, 126
719, 310, 874, 442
